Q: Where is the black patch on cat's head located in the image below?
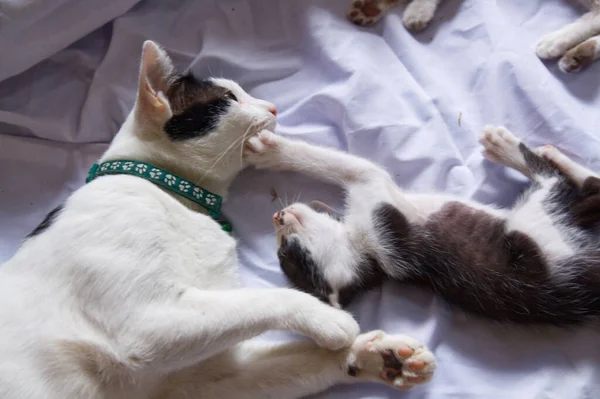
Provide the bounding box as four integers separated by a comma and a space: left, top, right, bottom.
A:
277, 236, 333, 304
26, 204, 64, 239
163, 75, 233, 141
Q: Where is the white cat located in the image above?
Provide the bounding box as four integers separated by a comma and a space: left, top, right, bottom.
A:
245, 127, 600, 326
348, 0, 600, 72
0, 41, 436, 398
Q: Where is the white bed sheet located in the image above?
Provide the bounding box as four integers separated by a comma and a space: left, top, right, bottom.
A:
1, 0, 599, 397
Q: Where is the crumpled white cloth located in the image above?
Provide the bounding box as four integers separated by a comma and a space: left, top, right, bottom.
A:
1, 0, 599, 397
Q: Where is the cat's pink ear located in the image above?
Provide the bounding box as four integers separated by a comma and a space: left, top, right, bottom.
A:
310, 200, 343, 220
136, 40, 174, 120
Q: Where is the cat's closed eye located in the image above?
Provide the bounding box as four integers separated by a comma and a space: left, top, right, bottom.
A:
225, 91, 238, 102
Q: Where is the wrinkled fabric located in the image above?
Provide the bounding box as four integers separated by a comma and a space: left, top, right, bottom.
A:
1, 0, 599, 398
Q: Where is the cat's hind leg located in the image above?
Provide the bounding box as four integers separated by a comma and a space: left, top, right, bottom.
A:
158, 331, 436, 399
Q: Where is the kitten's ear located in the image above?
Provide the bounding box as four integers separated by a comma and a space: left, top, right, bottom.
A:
136, 40, 174, 124
310, 200, 343, 220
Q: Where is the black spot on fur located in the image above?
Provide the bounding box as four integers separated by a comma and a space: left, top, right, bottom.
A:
337, 253, 387, 307
277, 236, 333, 303
26, 205, 63, 238
163, 75, 232, 141
519, 143, 556, 178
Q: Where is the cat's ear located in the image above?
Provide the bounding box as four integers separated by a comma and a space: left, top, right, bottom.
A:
310, 200, 343, 221
135, 40, 175, 125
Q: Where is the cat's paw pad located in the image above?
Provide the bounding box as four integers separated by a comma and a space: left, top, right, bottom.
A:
479, 125, 521, 163
402, 2, 436, 32
536, 32, 573, 59
346, 331, 436, 390
348, 0, 396, 26
558, 40, 597, 73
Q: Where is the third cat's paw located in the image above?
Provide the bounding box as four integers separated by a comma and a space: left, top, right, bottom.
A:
402, 0, 436, 32
345, 330, 436, 390
536, 32, 573, 59
347, 0, 399, 26
558, 39, 598, 73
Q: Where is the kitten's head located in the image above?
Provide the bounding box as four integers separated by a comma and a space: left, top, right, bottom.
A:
274, 201, 351, 307
105, 41, 277, 186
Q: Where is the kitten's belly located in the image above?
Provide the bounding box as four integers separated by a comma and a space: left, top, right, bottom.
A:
424, 202, 511, 269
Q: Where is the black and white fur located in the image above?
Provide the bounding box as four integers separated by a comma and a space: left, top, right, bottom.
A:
0, 41, 436, 398
245, 126, 600, 326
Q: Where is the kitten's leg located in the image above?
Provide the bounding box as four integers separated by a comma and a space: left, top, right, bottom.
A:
536, 10, 600, 61
159, 331, 436, 399
479, 125, 598, 188
558, 34, 600, 72
533, 145, 599, 188
347, 0, 404, 26
479, 125, 556, 181
402, 0, 442, 32
245, 130, 391, 187
125, 288, 359, 374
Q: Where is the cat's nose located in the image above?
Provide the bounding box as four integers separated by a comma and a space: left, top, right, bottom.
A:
269, 106, 277, 116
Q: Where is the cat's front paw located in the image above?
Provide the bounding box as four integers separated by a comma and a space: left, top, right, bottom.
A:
345, 330, 436, 390
300, 305, 360, 350
244, 130, 286, 170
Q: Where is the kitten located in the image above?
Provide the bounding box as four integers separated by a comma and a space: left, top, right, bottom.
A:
0, 41, 436, 398
245, 126, 600, 326
348, 0, 600, 73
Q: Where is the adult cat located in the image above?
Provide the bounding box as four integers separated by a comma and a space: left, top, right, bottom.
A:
0, 41, 436, 398
348, 0, 600, 72
245, 126, 600, 325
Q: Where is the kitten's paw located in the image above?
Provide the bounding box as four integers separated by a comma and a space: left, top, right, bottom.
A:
244, 130, 286, 169
402, 1, 436, 32
347, 0, 399, 26
303, 306, 360, 350
345, 330, 436, 390
479, 125, 522, 165
558, 40, 598, 73
536, 32, 573, 59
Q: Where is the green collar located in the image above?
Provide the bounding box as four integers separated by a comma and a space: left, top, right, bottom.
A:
86, 160, 232, 233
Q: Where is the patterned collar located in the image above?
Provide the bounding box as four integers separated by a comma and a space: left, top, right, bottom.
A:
86, 160, 231, 232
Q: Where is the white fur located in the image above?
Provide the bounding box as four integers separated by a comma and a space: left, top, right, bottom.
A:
0, 41, 434, 398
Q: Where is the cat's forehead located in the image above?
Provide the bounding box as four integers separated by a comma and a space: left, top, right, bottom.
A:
166, 75, 231, 114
